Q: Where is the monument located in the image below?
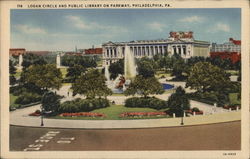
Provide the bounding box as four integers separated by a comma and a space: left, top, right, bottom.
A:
56, 54, 61, 68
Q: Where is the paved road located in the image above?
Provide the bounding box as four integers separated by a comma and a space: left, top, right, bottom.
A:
10, 121, 240, 151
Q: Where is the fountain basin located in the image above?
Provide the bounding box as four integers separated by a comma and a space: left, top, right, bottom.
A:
162, 83, 174, 90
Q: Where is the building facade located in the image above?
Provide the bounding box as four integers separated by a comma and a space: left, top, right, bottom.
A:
102, 31, 210, 66
211, 38, 241, 53
9, 48, 26, 56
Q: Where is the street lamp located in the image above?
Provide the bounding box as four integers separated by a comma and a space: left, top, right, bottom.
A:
40, 105, 44, 126
180, 104, 184, 125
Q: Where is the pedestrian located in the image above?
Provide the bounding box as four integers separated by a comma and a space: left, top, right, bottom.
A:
67, 92, 69, 96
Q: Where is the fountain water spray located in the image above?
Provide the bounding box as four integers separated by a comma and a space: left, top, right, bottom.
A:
124, 45, 136, 80
104, 64, 110, 82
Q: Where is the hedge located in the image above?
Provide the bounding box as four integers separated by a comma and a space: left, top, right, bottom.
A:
124, 97, 167, 110
58, 98, 110, 113
15, 92, 42, 105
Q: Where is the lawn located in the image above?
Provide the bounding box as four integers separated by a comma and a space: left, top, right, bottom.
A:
10, 94, 19, 108
155, 72, 171, 79
60, 68, 68, 78
229, 93, 241, 105
52, 105, 169, 120
226, 70, 239, 76
14, 69, 22, 78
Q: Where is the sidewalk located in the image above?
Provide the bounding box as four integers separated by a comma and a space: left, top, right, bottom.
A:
10, 104, 241, 129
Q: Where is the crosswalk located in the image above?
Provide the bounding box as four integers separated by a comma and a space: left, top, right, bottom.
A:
23, 131, 75, 151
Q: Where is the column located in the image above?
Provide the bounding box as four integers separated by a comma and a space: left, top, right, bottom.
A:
107, 48, 109, 58
136, 46, 139, 57
142, 46, 146, 56
146, 46, 149, 57
180, 45, 183, 57
162, 46, 165, 55
152, 46, 155, 56
158, 45, 160, 55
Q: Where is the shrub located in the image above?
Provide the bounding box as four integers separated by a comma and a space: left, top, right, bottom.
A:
125, 97, 167, 110
41, 91, 61, 113
15, 92, 41, 105
58, 98, 110, 113
191, 107, 200, 112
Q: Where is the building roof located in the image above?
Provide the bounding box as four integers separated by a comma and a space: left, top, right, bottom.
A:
26, 51, 51, 56
85, 48, 102, 54
229, 38, 241, 45
9, 48, 26, 51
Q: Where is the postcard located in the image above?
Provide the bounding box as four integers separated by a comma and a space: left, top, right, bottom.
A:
1, 0, 249, 158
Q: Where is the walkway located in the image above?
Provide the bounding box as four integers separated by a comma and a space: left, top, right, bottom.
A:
10, 104, 240, 129
55, 85, 228, 114
10, 80, 237, 129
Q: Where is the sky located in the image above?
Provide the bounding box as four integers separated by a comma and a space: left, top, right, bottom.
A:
11, 9, 241, 51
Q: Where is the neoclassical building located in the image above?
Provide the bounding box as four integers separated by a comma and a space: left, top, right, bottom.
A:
102, 31, 210, 66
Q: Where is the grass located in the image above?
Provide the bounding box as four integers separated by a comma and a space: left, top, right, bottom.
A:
97, 60, 103, 67
14, 69, 22, 78
62, 83, 72, 86
229, 93, 241, 105
226, 70, 239, 76
10, 94, 19, 108
155, 73, 171, 79
163, 89, 176, 94
60, 68, 68, 78
110, 93, 125, 96
51, 105, 169, 120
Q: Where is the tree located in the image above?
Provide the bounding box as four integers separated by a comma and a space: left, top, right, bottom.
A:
66, 65, 86, 83
9, 60, 17, 85
137, 57, 157, 78
167, 86, 190, 117
124, 75, 164, 97
71, 69, 112, 99
186, 62, 230, 93
41, 91, 61, 113
172, 57, 187, 80
61, 55, 97, 68
159, 55, 173, 70
108, 59, 124, 80
22, 54, 47, 70
21, 64, 62, 91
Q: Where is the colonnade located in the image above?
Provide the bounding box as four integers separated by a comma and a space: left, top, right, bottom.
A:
103, 45, 168, 59
171, 45, 189, 56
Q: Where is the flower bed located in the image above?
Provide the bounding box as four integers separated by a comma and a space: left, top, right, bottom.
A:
59, 112, 106, 118
185, 109, 203, 115
29, 110, 41, 116
119, 112, 167, 118
223, 105, 241, 110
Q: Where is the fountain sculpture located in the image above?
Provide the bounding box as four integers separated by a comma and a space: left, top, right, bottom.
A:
105, 45, 137, 93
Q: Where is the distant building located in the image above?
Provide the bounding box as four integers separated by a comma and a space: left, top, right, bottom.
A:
9, 48, 26, 56
25, 51, 51, 56
211, 38, 241, 53
84, 48, 102, 55
102, 31, 210, 66
210, 38, 241, 64
65, 52, 82, 56
210, 52, 241, 64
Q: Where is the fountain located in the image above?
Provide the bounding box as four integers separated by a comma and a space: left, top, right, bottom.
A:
124, 45, 136, 80
105, 45, 137, 93
104, 64, 110, 82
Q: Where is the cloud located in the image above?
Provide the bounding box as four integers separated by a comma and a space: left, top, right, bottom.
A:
179, 16, 204, 23
214, 23, 230, 32
148, 22, 166, 32
14, 24, 46, 34
65, 15, 128, 32
65, 15, 91, 29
